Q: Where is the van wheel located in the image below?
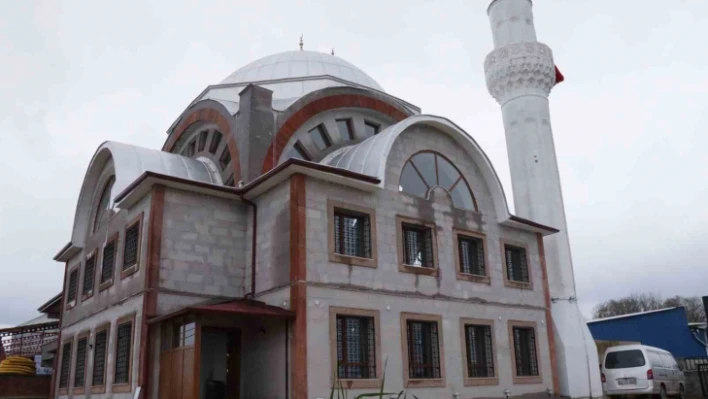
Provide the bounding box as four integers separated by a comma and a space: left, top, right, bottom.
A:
659, 385, 668, 399
678, 384, 685, 399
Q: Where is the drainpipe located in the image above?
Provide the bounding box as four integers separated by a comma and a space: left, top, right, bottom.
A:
241, 196, 257, 298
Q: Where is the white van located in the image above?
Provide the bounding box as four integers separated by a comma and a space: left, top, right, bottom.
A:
602, 344, 685, 399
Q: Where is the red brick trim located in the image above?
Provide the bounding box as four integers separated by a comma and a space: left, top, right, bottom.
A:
139, 185, 165, 398
163, 106, 241, 181
262, 94, 409, 173
290, 174, 307, 399
537, 233, 560, 394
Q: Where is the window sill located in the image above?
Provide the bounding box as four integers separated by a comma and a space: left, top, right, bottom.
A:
400, 264, 438, 277
58, 388, 68, 395
335, 378, 382, 390
91, 385, 106, 394
120, 265, 138, 280
512, 375, 542, 385
112, 383, 132, 393
65, 300, 76, 310
81, 291, 94, 301
504, 280, 533, 290
463, 376, 498, 386
405, 377, 446, 388
73, 387, 85, 395
456, 273, 491, 284
329, 253, 377, 268
99, 279, 113, 292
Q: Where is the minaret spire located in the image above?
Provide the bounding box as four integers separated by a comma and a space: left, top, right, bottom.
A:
299, 34, 303, 51
484, 1, 602, 398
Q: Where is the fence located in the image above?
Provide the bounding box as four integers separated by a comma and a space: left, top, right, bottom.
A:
679, 357, 708, 371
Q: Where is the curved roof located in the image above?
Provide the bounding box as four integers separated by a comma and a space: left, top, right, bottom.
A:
322, 115, 513, 222
219, 50, 384, 92
70, 141, 220, 245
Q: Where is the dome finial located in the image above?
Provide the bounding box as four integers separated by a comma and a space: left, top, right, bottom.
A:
299, 34, 303, 51
331, 47, 335, 56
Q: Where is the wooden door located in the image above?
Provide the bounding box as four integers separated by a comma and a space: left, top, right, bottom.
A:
159, 347, 195, 399
225, 330, 241, 399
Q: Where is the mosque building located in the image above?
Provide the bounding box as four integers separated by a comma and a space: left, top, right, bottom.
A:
52, 1, 601, 398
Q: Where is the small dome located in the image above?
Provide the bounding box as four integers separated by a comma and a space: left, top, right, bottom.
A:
220, 50, 384, 92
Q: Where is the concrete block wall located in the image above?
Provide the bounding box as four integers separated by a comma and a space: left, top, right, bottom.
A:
57, 295, 144, 399
159, 188, 247, 300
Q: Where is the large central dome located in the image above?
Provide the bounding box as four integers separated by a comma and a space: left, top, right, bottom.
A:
219, 50, 384, 92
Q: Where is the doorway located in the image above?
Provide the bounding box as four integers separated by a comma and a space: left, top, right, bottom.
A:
201, 328, 241, 399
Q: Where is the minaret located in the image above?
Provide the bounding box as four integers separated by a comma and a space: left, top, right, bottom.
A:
484, 1, 603, 398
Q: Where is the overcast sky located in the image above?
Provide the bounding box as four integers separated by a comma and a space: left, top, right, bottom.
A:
1, 0, 706, 327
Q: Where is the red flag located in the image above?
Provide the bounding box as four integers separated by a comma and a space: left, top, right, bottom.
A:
555, 65, 565, 85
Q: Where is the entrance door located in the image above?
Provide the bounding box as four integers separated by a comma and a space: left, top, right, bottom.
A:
226, 330, 241, 399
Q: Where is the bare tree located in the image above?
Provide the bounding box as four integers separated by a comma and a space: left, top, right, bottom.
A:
593, 294, 707, 323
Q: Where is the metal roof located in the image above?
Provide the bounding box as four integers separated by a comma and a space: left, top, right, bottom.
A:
587, 307, 680, 324
219, 50, 384, 92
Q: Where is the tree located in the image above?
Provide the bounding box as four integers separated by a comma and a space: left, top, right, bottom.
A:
593, 294, 707, 323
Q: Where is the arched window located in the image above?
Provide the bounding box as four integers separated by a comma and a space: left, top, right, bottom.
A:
93, 176, 115, 233
399, 152, 477, 211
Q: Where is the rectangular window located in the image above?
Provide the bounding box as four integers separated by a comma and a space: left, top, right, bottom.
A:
197, 130, 208, 152
334, 209, 371, 258
219, 148, 231, 169
406, 320, 442, 379
464, 325, 494, 378
309, 124, 331, 151
122, 219, 141, 272
92, 328, 109, 388
336, 118, 354, 140
512, 326, 539, 377
504, 244, 529, 284
172, 322, 195, 348
186, 140, 196, 157
100, 239, 116, 284
209, 132, 222, 154
59, 341, 72, 389
287, 141, 311, 161
82, 255, 96, 297
364, 121, 380, 136
458, 235, 485, 276
114, 320, 133, 385
336, 315, 376, 379
67, 269, 78, 306
73, 336, 88, 389
402, 223, 434, 268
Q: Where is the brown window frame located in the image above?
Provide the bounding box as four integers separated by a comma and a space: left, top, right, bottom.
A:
91, 322, 111, 393
501, 239, 533, 289
72, 331, 90, 394
57, 337, 73, 395
121, 213, 143, 280
508, 320, 542, 384
459, 318, 498, 386
453, 229, 490, 284
400, 312, 446, 388
66, 267, 79, 309
112, 314, 136, 393
327, 200, 377, 268
81, 250, 97, 300
396, 215, 439, 277
329, 307, 382, 389
99, 233, 119, 291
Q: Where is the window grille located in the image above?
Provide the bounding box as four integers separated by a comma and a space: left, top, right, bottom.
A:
198, 130, 208, 152
458, 236, 485, 275
334, 210, 371, 258
209, 132, 222, 154
67, 270, 78, 304
465, 325, 494, 378
82, 256, 95, 295
406, 320, 441, 379
123, 222, 140, 270
92, 329, 108, 386
219, 148, 231, 169
513, 327, 539, 376
505, 245, 529, 283
59, 341, 72, 388
74, 337, 87, 387
172, 322, 195, 348
402, 223, 434, 268
114, 321, 132, 384
336, 315, 376, 379
100, 241, 116, 283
